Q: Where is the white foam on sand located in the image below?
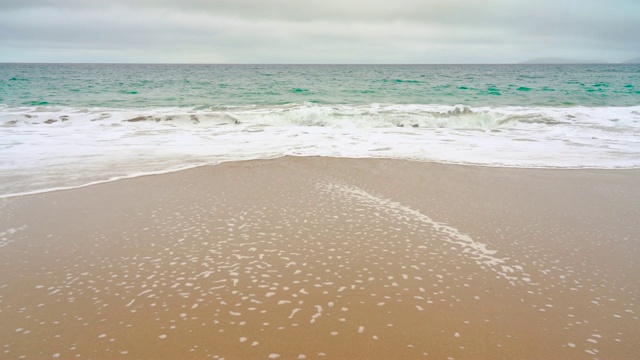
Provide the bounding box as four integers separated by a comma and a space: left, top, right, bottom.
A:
0, 226, 27, 248
319, 182, 532, 285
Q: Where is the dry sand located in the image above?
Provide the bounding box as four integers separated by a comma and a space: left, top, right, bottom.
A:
1, 156, 639, 359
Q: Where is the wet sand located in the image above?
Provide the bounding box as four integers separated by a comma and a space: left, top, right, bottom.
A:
1, 156, 639, 359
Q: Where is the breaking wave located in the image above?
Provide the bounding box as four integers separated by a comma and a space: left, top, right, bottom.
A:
2, 103, 638, 132
1, 103, 639, 197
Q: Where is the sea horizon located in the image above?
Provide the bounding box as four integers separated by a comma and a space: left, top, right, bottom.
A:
2, 61, 636, 65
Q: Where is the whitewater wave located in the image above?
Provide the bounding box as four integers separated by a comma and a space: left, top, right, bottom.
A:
2, 103, 638, 132
1, 103, 639, 197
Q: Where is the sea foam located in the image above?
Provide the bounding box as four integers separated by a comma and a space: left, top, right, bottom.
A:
1, 103, 639, 197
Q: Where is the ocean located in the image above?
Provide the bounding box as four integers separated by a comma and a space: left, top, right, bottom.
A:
1, 63, 639, 197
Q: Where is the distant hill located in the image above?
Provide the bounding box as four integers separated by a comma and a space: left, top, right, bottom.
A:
622, 57, 640, 64
520, 58, 607, 64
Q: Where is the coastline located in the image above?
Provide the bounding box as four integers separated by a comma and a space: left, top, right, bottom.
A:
3, 154, 640, 201
1, 156, 639, 358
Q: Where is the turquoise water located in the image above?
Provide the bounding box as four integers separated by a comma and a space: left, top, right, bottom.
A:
1, 64, 640, 197
2, 64, 639, 108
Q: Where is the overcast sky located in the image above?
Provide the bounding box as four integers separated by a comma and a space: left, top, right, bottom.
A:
1, 0, 639, 63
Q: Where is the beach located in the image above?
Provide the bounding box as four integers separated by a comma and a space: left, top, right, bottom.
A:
1, 156, 639, 359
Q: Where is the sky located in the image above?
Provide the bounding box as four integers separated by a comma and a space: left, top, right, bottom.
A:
0, 0, 639, 64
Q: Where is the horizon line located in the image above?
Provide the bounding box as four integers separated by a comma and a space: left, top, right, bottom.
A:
0, 61, 632, 65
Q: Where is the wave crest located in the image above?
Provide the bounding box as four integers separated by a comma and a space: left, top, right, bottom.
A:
3, 103, 637, 133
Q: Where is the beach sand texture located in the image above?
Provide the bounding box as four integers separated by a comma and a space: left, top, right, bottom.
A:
1, 157, 639, 359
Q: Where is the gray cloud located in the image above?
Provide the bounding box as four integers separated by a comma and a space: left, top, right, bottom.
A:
1, 0, 638, 63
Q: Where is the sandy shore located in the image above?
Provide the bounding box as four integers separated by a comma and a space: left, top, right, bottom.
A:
1, 156, 639, 359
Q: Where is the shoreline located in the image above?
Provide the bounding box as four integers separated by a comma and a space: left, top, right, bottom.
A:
3, 155, 640, 200
1, 156, 639, 358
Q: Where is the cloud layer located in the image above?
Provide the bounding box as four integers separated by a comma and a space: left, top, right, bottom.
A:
1, 0, 639, 63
